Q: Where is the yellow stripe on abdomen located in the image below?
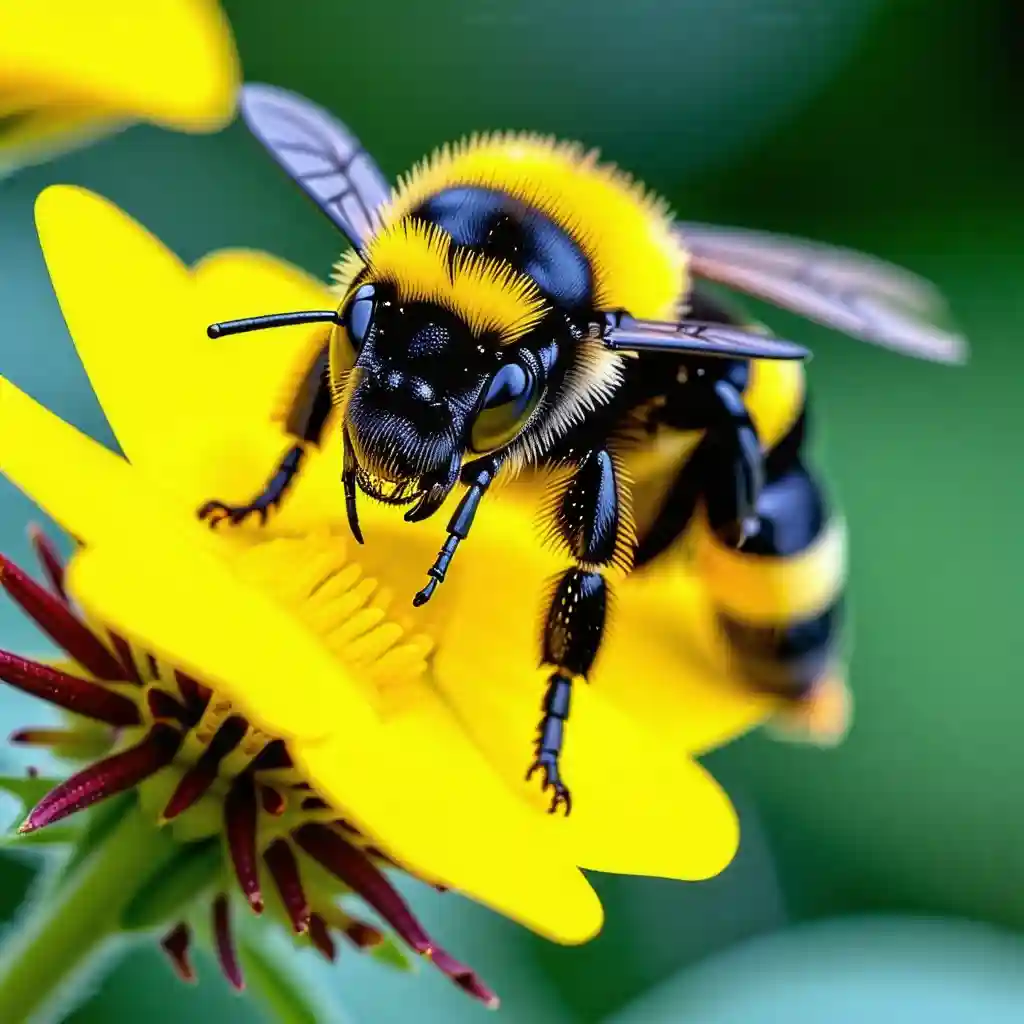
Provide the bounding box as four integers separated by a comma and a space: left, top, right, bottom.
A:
695, 515, 846, 625
745, 357, 805, 453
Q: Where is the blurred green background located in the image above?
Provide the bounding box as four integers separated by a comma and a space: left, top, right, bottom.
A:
1, 0, 1023, 1020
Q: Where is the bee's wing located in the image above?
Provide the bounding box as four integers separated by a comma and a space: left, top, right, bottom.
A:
677, 222, 968, 364
605, 316, 810, 361
240, 83, 391, 249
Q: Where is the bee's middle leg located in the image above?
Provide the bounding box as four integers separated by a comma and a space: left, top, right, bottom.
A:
528, 447, 623, 815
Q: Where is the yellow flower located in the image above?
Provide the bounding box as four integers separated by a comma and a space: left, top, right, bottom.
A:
0, 0, 238, 174
0, 185, 770, 1001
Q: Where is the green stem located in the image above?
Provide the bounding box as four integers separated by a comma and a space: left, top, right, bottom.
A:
0, 799, 180, 1024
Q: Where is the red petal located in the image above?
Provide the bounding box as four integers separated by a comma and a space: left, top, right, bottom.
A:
308, 914, 337, 962
109, 632, 142, 684
0, 650, 139, 726
294, 825, 499, 1007
174, 670, 211, 716
147, 688, 190, 725
341, 918, 384, 950
431, 949, 500, 1009
294, 824, 431, 954
20, 724, 180, 832
159, 923, 196, 984
10, 727, 80, 747
161, 716, 246, 821
260, 786, 286, 816
225, 775, 263, 913
0, 555, 124, 680
264, 839, 310, 935
250, 740, 292, 771
212, 894, 244, 991
27, 525, 67, 603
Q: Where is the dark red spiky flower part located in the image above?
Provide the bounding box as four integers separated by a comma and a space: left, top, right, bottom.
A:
0, 528, 498, 1009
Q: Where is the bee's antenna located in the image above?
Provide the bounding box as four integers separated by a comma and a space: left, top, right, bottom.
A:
207, 310, 341, 339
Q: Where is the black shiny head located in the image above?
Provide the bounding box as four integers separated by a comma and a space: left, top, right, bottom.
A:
337, 281, 547, 527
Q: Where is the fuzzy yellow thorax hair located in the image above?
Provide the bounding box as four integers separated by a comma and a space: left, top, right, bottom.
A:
331, 219, 548, 346
381, 132, 688, 321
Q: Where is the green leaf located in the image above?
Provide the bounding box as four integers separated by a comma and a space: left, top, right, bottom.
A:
56, 792, 136, 884
120, 840, 221, 931
0, 825, 77, 849
0, 773, 77, 850
237, 930, 352, 1024
602, 916, 1024, 1024
0, 773, 63, 813
367, 933, 415, 972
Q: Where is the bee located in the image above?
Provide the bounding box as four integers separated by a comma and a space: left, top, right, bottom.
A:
200, 84, 966, 814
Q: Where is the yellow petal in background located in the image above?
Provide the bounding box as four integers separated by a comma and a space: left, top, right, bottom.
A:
0, 103, 124, 176
0, 0, 238, 132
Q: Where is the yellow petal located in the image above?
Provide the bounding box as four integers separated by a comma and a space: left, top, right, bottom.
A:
0, 374, 599, 942
29, 185, 765, 883
297, 695, 604, 945
0, 375, 379, 739
424, 494, 763, 879
0, 106, 124, 174
549, 686, 739, 880
69, 540, 602, 944
35, 185, 207, 471
433, 666, 740, 880
35, 186, 340, 521
434, 494, 769, 761
0, 0, 239, 131
192, 249, 338, 429
594, 559, 773, 756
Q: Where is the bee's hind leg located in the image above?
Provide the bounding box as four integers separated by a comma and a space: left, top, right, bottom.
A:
199, 444, 305, 527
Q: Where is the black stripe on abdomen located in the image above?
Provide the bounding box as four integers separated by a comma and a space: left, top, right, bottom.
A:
718, 598, 842, 700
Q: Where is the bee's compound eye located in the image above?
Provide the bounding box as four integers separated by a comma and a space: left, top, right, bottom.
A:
344, 283, 377, 349
469, 362, 540, 454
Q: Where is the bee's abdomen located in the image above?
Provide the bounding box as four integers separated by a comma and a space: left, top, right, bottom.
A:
697, 407, 846, 702
409, 186, 593, 310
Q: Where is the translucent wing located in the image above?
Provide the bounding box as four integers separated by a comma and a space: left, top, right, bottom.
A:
677, 222, 967, 364
240, 83, 391, 249
604, 315, 809, 361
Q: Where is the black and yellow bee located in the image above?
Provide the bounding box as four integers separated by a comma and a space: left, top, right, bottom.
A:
201, 84, 966, 813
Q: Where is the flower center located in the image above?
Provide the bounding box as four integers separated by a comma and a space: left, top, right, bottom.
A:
0, 527, 497, 1007
223, 528, 437, 716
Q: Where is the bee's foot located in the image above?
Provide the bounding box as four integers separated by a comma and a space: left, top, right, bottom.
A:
198, 499, 272, 528
525, 755, 572, 816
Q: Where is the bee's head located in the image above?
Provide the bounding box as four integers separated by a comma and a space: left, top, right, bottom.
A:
334, 281, 545, 521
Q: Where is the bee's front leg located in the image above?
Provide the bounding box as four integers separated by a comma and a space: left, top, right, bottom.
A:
528, 447, 626, 815
198, 444, 306, 527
